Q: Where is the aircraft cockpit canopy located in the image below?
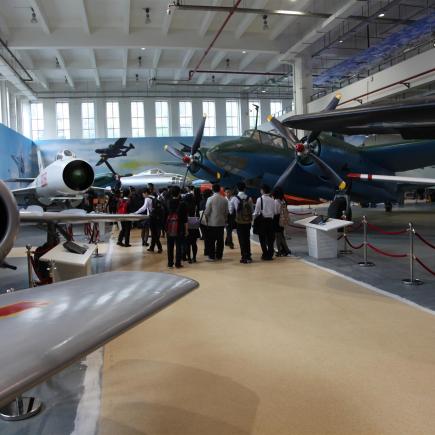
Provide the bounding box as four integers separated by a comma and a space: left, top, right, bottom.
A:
243, 130, 288, 150
56, 149, 76, 160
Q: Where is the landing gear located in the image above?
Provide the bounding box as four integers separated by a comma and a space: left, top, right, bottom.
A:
328, 195, 352, 220
385, 202, 393, 212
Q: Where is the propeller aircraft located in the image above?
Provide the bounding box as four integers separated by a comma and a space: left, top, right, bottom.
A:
164, 98, 435, 217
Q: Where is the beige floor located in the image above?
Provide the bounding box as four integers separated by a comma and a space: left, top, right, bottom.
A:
98, 229, 435, 435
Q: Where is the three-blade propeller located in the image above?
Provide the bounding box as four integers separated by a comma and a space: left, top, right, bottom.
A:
164, 116, 218, 187
268, 94, 346, 192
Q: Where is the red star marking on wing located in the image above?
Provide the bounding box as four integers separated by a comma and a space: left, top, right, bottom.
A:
0, 301, 50, 319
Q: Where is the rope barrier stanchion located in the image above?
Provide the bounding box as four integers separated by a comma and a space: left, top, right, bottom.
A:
358, 215, 375, 268
339, 211, 352, 255
402, 222, 423, 286
47, 260, 57, 284
25, 245, 34, 289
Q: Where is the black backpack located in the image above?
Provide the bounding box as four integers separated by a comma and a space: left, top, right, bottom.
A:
151, 197, 165, 223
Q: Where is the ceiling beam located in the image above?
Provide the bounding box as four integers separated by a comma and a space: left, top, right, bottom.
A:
0, 11, 10, 38
269, 0, 313, 40
181, 49, 195, 69
235, 0, 268, 39
89, 49, 100, 87
14, 50, 49, 89
55, 50, 74, 88
220, 74, 234, 85
29, 0, 51, 34
121, 49, 128, 87
279, 0, 361, 62
210, 51, 227, 69
162, 10, 173, 35
266, 54, 282, 72
78, 0, 90, 34
239, 52, 258, 70
245, 75, 263, 86
152, 48, 162, 69
123, 0, 131, 34
196, 73, 208, 85
198, 0, 222, 37
8, 29, 281, 54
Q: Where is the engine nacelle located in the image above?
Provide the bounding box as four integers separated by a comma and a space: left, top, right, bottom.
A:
33, 158, 95, 204
0, 180, 19, 264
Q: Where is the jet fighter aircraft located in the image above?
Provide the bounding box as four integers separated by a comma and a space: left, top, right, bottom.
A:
7, 149, 94, 208
0, 179, 198, 418
165, 98, 435, 217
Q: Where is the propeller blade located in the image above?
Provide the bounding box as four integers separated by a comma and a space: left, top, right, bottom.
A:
267, 116, 297, 148
181, 166, 190, 189
164, 144, 185, 161
273, 158, 298, 190
324, 93, 342, 112
309, 153, 346, 191
306, 94, 342, 144
191, 116, 207, 156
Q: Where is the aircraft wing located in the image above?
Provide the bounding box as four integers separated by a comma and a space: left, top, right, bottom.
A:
10, 186, 37, 196
347, 173, 435, 187
283, 100, 435, 139
114, 137, 128, 148
5, 178, 35, 183
19, 209, 149, 224
0, 271, 198, 407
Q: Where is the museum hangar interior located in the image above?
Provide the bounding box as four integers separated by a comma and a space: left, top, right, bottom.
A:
1, 1, 435, 434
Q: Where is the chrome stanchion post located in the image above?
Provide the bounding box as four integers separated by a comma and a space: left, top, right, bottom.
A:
25, 245, 34, 288
358, 215, 375, 267
402, 222, 423, 286
339, 211, 352, 255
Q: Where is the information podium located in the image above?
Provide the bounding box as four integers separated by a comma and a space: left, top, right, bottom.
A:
295, 216, 353, 259
40, 243, 96, 281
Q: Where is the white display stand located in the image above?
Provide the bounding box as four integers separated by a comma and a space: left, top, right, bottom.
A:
40, 243, 96, 281
295, 216, 353, 259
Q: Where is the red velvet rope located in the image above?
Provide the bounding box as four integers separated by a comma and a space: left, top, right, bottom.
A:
367, 243, 407, 258
415, 233, 435, 250
367, 223, 408, 236
337, 235, 344, 241
415, 257, 435, 276
344, 237, 364, 250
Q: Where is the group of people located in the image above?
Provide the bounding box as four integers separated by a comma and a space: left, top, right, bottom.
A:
109, 180, 291, 269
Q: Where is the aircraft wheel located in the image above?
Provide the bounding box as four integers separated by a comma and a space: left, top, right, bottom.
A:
385, 202, 393, 212
328, 197, 351, 220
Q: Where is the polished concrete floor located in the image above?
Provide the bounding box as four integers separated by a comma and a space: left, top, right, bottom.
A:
3, 219, 435, 435
98, 228, 435, 435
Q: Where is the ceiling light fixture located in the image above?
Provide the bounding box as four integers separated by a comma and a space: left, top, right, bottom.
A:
141, 47, 146, 50
262, 15, 269, 31
144, 7, 151, 24
378, 12, 385, 17
242, 50, 247, 54
138, 56, 142, 67
339, 39, 343, 43
136, 73, 139, 82
55, 57, 60, 68
30, 7, 37, 24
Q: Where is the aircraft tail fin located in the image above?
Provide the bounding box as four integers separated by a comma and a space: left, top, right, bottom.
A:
37, 148, 44, 172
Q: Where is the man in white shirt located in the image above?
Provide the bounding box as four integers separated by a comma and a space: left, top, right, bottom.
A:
253, 184, 277, 260
135, 189, 153, 246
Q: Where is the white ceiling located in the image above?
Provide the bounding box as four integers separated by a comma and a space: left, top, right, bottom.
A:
0, 0, 433, 97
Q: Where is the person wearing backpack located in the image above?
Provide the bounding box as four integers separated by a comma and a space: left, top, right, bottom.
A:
148, 195, 165, 253
273, 187, 291, 257
117, 190, 133, 247
253, 184, 276, 261
203, 183, 228, 261
166, 186, 188, 268
232, 182, 254, 264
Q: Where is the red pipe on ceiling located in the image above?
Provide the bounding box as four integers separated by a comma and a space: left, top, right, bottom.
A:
189, 0, 243, 81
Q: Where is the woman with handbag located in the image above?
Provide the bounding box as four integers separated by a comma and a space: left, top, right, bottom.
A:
253, 184, 276, 261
